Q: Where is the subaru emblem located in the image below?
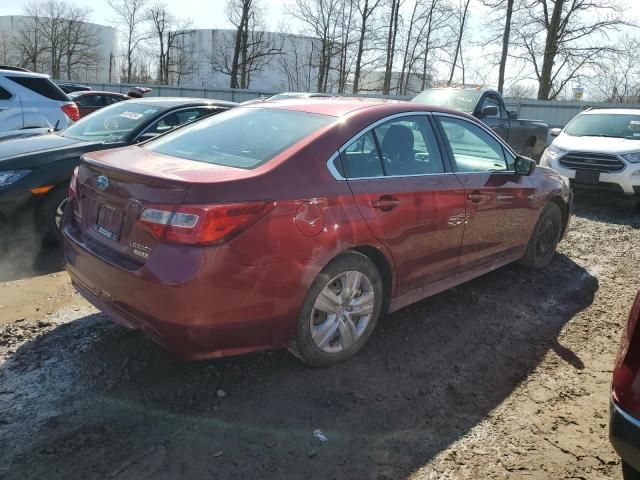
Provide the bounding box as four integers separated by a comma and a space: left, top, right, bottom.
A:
96, 175, 109, 190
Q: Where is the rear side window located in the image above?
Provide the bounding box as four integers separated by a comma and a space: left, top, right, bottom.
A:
0, 86, 12, 100
7, 76, 69, 101
340, 115, 444, 178
145, 108, 334, 169
75, 94, 104, 107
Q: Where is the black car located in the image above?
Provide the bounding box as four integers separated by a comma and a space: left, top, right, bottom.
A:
0, 97, 236, 241
56, 82, 92, 94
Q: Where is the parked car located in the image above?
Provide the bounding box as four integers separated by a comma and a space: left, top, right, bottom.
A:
412, 87, 549, 159
56, 82, 92, 94
61, 98, 572, 366
541, 109, 640, 203
0, 97, 236, 241
68, 91, 130, 118
610, 290, 640, 479
0, 67, 79, 133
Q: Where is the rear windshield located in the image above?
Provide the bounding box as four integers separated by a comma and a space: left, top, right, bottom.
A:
7, 76, 69, 102
62, 102, 162, 142
564, 113, 640, 139
144, 108, 334, 169
412, 89, 481, 113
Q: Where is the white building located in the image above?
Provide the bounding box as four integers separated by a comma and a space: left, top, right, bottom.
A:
0, 15, 117, 83
178, 29, 329, 92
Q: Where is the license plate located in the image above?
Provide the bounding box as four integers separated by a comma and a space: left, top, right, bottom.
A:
96, 204, 122, 241
574, 170, 600, 185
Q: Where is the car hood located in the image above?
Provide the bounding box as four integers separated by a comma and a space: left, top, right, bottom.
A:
0, 134, 104, 170
554, 133, 640, 154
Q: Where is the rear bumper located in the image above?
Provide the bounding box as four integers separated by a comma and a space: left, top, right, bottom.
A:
610, 400, 640, 472
62, 222, 311, 360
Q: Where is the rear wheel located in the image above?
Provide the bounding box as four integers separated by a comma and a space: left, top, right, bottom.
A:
289, 252, 384, 367
40, 186, 68, 243
520, 202, 562, 270
623, 462, 640, 480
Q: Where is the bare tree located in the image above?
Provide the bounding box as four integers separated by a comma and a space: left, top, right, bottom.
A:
381, 0, 404, 94
352, 0, 384, 93
61, 6, 99, 80
147, 2, 193, 84
219, 0, 282, 88
107, 0, 148, 83
588, 36, 640, 103
482, 0, 518, 93
514, 0, 626, 100
288, 0, 342, 92
447, 0, 470, 86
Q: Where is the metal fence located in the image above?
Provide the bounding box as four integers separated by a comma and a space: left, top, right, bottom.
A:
77, 81, 640, 128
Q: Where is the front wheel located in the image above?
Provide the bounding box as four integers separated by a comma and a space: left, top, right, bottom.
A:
289, 252, 385, 367
520, 202, 562, 270
623, 462, 640, 480
40, 186, 69, 243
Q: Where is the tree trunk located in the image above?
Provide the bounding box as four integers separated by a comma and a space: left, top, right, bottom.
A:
497, 0, 514, 94
448, 0, 470, 86
420, 1, 436, 91
231, 1, 250, 88
352, 0, 370, 94
382, 0, 400, 95
537, 0, 564, 99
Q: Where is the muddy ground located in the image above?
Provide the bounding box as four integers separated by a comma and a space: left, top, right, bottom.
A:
0, 193, 638, 480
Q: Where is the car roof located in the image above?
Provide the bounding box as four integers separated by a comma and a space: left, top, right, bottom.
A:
125, 97, 238, 108
242, 96, 462, 117
72, 90, 128, 96
0, 69, 51, 79
582, 108, 640, 115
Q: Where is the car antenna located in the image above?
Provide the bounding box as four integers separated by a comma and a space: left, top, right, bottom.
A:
51, 120, 60, 132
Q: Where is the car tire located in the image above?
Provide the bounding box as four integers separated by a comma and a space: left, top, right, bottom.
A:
40, 186, 68, 244
519, 202, 562, 270
289, 251, 385, 367
623, 462, 640, 480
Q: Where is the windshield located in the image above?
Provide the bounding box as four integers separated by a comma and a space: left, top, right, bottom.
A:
564, 113, 640, 139
62, 102, 162, 142
145, 107, 334, 169
411, 89, 481, 113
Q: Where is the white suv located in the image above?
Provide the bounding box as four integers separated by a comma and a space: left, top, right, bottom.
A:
541, 108, 640, 198
0, 67, 79, 134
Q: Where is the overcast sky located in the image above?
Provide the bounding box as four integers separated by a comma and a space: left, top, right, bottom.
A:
1, 0, 638, 31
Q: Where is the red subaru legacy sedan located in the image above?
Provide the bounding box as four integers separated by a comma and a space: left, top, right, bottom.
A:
61, 98, 572, 366
611, 291, 640, 479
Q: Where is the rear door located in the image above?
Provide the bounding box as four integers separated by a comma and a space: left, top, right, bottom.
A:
341, 113, 467, 293
434, 114, 535, 271
0, 83, 23, 131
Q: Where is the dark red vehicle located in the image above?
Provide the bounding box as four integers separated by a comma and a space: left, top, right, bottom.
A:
61, 98, 572, 366
68, 91, 130, 118
611, 291, 640, 479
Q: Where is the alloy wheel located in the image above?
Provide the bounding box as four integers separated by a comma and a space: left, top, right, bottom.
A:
310, 270, 375, 354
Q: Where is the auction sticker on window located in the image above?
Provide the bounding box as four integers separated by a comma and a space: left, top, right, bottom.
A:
120, 111, 144, 120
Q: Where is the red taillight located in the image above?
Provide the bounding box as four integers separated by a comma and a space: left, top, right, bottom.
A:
612, 291, 640, 417
61, 102, 80, 122
138, 202, 274, 245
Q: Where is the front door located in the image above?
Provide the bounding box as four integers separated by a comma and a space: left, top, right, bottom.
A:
342, 114, 467, 293
435, 114, 535, 271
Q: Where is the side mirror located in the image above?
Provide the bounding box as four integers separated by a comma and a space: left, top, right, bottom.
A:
514, 156, 536, 175
480, 106, 498, 118
508, 110, 518, 119
550, 127, 562, 137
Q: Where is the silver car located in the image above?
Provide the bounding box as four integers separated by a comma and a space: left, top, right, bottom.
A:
0, 67, 78, 134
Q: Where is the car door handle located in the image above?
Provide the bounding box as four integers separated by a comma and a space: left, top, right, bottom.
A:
467, 191, 486, 203
371, 197, 400, 211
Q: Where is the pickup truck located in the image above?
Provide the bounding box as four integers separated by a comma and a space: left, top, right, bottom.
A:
412, 87, 549, 160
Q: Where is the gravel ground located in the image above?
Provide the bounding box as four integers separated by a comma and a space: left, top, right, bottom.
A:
0, 192, 638, 480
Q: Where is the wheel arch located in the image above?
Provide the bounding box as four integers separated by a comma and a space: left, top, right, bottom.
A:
348, 245, 394, 315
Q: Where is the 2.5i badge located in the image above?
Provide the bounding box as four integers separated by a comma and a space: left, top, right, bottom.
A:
130, 241, 153, 259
